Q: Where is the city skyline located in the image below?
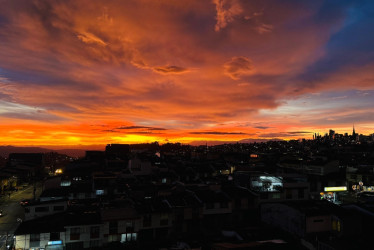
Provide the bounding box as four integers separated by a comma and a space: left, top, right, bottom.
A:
1, 0, 374, 147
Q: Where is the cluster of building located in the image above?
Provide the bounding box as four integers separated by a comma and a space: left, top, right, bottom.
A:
1, 129, 374, 250
313, 126, 374, 144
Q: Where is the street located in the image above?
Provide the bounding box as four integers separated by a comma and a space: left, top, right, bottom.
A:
0, 183, 42, 250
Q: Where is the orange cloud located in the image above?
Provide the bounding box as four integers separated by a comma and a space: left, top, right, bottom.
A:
213, 0, 243, 31
0, 0, 373, 146
224, 57, 253, 80
153, 66, 189, 74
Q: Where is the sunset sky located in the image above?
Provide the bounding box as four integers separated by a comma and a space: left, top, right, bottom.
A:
0, 0, 373, 148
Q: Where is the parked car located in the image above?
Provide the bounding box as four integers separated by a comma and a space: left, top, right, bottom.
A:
20, 199, 31, 206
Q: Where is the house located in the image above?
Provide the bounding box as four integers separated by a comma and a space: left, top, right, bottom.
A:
23, 199, 68, 221
260, 199, 362, 247
14, 211, 102, 250
136, 197, 173, 247
100, 199, 141, 246
193, 187, 232, 233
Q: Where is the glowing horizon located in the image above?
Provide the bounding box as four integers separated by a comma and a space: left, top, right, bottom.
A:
1, 0, 373, 147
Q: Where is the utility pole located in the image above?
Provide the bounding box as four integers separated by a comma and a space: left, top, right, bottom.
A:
5, 231, 7, 250
33, 170, 36, 201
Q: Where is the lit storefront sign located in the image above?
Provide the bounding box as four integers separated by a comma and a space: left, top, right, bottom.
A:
48, 241, 62, 245
321, 186, 347, 204
324, 186, 347, 192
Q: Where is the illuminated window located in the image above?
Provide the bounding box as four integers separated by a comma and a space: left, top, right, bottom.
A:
108, 234, 118, 242
121, 233, 137, 243
160, 213, 169, 226
332, 220, 337, 230
61, 180, 71, 186
272, 193, 280, 199
96, 190, 104, 195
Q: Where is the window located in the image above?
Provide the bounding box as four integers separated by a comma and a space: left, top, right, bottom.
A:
220, 202, 228, 208
272, 193, 280, 199
298, 189, 304, 199
125, 221, 134, 232
61, 180, 71, 186
160, 213, 168, 226
143, 214, 152, 227
53, 205, 64, 211
206, 202, 214, 209
90, 226, 100, 239
70, 227, 80, 240
30, 233, 40, 242
248, 197, 254, 206
66, 242, 83, 250
109, 221, 118, 234
30, 234, 40, 248
35, 206, 49, 212
108, 234, 119, 242
121, 233, 137, 243
90, 240, 100, 248
235, 199, 241, 208
50, 232, 60, 241
310, 182, 317, 192
192, 208, 200, 219
286, 189, 292, 199
175, 210, 183, 222
332, 220, 340, 231
96, 190, 104, 195
132, 233, 137, 241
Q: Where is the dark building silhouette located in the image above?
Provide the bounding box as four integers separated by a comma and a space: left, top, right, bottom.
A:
105, 144, 130, 160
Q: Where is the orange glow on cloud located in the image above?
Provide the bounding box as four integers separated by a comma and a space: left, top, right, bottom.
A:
0, 0, 373, 147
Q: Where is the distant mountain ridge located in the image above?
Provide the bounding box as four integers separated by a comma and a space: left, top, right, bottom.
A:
0, 139, 285, 158
0, 146, 86, 158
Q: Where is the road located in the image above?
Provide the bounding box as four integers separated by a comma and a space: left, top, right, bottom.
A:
0, 183, 42, 250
